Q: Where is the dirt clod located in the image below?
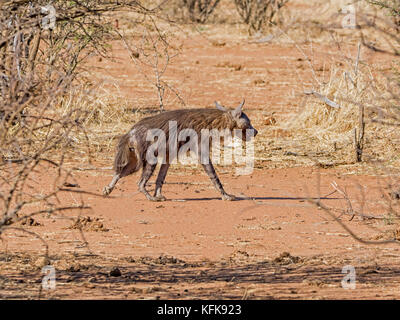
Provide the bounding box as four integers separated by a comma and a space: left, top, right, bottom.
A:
138, 255, 185, 265
110, 267, 122, 277
34, 257, 50, 269
21, 217, 42, 226
273, 252, 302, 265
66, 263, 81, 272
67, 216, 108, 232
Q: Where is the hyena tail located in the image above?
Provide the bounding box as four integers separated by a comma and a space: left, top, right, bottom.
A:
104, 132, 143, 196
113, 133, 142, 175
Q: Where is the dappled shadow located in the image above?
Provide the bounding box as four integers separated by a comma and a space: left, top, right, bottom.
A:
169, 196, 340, 202
2, 253, 400, 299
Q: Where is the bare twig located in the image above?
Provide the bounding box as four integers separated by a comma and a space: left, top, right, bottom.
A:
117, 21, 185, 111
309, 198, 400, 245
304, 90, 342, 109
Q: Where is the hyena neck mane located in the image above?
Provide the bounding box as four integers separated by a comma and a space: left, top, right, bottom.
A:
135, 108, 236, 132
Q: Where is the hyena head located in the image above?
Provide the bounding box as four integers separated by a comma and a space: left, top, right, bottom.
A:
215, 99, 258, 141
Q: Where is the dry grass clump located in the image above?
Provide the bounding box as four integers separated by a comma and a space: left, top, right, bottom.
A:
58, 84, 135, 127
280, 57, 400, 170
49, 84, 152, 165
285, 64, 370, 155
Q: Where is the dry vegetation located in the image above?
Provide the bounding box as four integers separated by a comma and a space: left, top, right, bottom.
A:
252, 0, 400, 172
2, 0, 400, 299
0, 0, 153, 234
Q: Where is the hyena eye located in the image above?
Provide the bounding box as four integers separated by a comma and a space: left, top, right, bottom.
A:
236, 118, 248, 129
243, 121, 252, 129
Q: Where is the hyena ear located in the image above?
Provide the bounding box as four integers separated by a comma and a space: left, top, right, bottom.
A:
215, 101, 227, 112
231, 99, 245, 118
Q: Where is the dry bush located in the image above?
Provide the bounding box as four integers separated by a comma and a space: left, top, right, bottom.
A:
0, 1, 151, 236
282, 55, 400, 171
283, 56, 368, 161
181, 0, 221, 23
354, 1, 400, 55
271, 1, 400, 245
368, 0, 400, 29
362, 1, 400, 134
234, 0, 289, 34
159, 0, 221, 23
117, 16, 186, 112
279, 1, 400, 169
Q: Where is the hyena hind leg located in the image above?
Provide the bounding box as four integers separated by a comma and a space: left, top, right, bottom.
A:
201, 162, 236, 201
153, 163, 170, 201
138, 162, 161, 201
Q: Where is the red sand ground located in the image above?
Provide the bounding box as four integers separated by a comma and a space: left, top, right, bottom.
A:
2, 166, 400, 299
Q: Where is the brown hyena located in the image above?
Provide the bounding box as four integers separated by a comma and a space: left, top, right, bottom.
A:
103, 100, 258, 201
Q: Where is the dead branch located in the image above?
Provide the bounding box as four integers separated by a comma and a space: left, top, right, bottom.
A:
304, 90, 342, 109
117, 21, 185, 111
234, 0, 289, 34
309, 197, 400, 245
182, 0, 220, 23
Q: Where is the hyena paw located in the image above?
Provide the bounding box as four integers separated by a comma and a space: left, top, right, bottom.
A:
148, 195, 167, 202
103, 186, 112, 196
155, 195, 167, 202
152, 191, 167, 202
222, 193, 236, 201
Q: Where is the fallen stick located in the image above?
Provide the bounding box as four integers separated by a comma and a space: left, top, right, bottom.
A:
304, 90, 342, 109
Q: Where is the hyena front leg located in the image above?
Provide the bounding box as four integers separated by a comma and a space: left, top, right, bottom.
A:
103, 174, 120, 196
103, 160, 137, 196
202, 160, 236, 201
138, 162, 160, 201
153, 163, 170, 201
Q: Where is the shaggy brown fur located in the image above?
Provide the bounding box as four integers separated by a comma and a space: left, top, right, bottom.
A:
103, 101, 257, 201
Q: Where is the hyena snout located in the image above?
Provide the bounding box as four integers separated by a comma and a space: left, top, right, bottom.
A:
243, 127, 258, 140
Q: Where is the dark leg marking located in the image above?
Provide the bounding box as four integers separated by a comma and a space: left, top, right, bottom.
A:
138, 162, 159, 201
202, 160, 236, 201
153, 163, 170, 201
